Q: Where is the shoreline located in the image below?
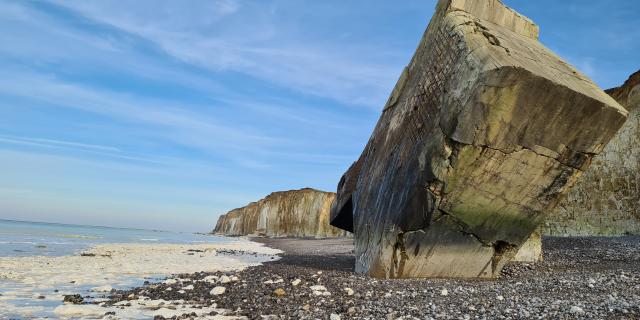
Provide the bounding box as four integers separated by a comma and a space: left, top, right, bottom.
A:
0, 238, 281, 319
107, 236, 639, 320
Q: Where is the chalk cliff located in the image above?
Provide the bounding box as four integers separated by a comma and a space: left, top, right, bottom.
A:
214, 188, 349, 238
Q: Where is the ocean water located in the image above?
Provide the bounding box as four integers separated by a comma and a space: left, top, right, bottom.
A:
0, 219, 243, 319
0, 219, 231, 257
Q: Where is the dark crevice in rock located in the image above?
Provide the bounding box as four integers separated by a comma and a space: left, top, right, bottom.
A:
491, 240, 519, 274
433, 209, 491, 247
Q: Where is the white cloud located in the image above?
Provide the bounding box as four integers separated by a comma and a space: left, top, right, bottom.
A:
49, 0, 400, 108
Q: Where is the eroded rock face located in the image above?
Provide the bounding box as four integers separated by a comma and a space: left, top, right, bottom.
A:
214, 188, 349, 238
330, 0, 627, 278
544, 70, 640, 236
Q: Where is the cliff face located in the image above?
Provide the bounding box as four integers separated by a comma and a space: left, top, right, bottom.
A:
214, 188, 349, 238
544, 70, 640, 236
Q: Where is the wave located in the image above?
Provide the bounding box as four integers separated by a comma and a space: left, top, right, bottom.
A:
54, 234, 101, 239
138, 238, 159, 241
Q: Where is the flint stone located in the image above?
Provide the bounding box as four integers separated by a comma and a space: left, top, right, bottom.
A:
330, 0, 627, 278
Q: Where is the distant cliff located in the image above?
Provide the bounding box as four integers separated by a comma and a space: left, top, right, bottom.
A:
213, 188, 350, 238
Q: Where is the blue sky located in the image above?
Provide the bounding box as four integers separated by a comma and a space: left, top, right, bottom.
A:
0, 0, 638, 232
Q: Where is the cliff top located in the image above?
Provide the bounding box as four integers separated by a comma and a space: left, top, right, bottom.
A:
606, 69, 640, 110
221, 188, 335, 216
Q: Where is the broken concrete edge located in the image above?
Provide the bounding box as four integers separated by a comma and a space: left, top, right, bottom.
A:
439, 0, 539, 40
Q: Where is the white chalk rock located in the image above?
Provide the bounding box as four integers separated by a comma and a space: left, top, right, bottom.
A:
210, 286, 226, 295
309, 285, 327, 291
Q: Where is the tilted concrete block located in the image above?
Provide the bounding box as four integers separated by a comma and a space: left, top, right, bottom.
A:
330, 0, 627, 278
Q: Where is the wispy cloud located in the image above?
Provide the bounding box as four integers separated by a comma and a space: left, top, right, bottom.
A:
48, 0, 402, 108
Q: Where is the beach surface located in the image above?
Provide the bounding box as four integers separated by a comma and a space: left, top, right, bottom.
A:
106, 236, 640, 320
0, 239, 281, 319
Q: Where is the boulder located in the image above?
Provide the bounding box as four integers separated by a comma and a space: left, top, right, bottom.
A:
330, 0, 627, 278
214, 188, 349, 238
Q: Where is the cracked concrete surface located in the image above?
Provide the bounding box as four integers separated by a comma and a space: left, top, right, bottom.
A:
330, 0, 627, 279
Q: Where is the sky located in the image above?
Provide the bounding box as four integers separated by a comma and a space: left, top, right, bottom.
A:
0, 0, 638, 232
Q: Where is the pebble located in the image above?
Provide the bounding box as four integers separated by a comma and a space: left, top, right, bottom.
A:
273, 288, 286, 297
330, 313, 340, 320
344, 287, 354, 296
570, 306, 585, 314
292, 279, 302, 286
219, 275, 231, 284
210, 286, 226, 295
440, 289, 448, 296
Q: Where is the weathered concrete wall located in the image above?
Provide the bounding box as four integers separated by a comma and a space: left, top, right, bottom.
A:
544, 70, 640, 236
329, 0, 627, 279
512, 230, 542, 262
214, 188, 349, 238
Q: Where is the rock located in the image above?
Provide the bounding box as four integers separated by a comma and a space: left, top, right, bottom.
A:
273, 288, 286, 297
570, 306, 585, 314
213, 188, 349, 238
63, 294, 84, 304
330, 314, 341, 320
347, 307, 357, 315
329, 0, 627, 279
440, 289, 448, 296
203, 275, 218, 283
219, 275, 231, 284
344, 287, 354, 296
497, 295, 504, 301
210, 286, 226, 295
291, 279, 302, 286
544, 70, 640, 236
309, 285, 327, 291
183, 284, 194, 290
163, 279, 177, 285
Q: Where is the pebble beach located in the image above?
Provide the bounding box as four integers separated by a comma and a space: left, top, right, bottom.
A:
101, 236, 639, 320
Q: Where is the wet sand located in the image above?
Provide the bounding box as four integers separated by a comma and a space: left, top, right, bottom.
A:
0, 239, 280, 319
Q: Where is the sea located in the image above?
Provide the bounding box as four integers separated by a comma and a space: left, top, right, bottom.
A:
0, 219, 234, 319
0, 219, 231, 257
